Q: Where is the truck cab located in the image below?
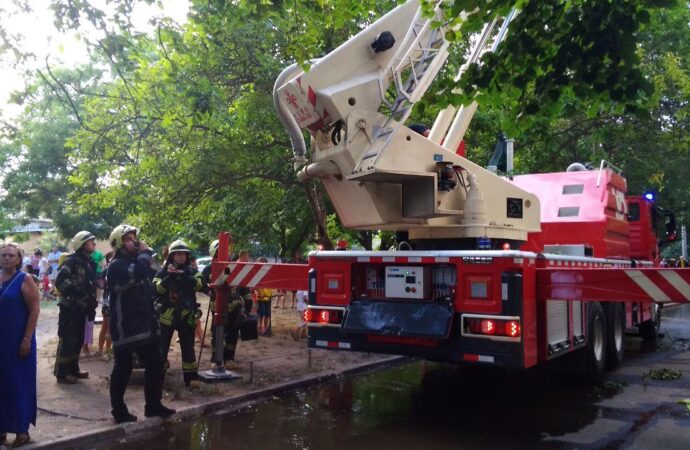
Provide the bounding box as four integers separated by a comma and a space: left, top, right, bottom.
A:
627, 195, 677, 265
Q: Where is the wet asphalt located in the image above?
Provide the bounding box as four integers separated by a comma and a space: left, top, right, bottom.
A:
98, 304, 690, 450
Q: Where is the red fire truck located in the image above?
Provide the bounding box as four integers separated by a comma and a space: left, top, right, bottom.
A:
210, 0, 689, 380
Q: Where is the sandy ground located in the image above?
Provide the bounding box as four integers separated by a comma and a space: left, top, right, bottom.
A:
29, 293, 388, 446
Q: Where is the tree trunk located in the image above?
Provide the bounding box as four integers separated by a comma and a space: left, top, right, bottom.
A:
303, 180, 333, 250
357, 231, 373, 250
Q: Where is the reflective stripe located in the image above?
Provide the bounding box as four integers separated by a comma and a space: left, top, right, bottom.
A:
229, 264, 253, 286
625, 270, 671, 303
660, 271, 690, 300
247, 264, 271, 288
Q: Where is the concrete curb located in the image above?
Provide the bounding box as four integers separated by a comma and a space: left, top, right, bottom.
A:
32, 355, 410, 449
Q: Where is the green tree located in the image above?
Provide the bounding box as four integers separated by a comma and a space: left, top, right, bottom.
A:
0, 66, 123, 238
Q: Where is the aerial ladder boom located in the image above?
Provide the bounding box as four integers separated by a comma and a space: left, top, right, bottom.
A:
274, 0, 539, 246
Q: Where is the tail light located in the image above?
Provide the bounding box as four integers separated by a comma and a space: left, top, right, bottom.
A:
305, 307, 344, 326
463, 315, 521, 340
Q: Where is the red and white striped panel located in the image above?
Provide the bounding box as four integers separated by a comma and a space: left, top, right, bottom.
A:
315, 340, 352, 350
537, 268, 690, 304
355, 256, 451, 264
211, 262, 309, 292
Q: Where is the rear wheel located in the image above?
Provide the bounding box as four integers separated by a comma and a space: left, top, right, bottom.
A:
585, 302, 607, 381
604, 303, 625, 369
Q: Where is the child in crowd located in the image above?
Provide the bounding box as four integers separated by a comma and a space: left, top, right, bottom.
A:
254, 257, 273, 336
291, 290, 308, 340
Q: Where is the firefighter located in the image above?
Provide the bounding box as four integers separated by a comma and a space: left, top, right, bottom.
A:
53, 231, 98, 384
154, 240, 203, 387
202, 239, 245, 368
107, 224, 175, 423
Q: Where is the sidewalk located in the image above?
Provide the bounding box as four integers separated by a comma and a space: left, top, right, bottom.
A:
26, 295, 395, 448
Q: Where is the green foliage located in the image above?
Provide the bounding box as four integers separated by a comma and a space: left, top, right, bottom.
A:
38, 231, 65, 253
435, 0, 676, 129
0, 0, 687, 252
10, 232, 30, 244
0, 66, 122, 239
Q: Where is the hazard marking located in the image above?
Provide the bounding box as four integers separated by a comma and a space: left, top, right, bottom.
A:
352, 256, 451, 264
247, 264, 272, 288
315, 340, 351, 349
625, 270, 672, 303
229, 264, 254, 287
660, 271, 690, 300
463, 353, 495, 363
213, 263, 237, 286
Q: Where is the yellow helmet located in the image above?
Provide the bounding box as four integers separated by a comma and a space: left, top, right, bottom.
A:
109, 224, 138, 249
169, 239, 191, 254
209, 239, 219, 257
70, 230, 96, 252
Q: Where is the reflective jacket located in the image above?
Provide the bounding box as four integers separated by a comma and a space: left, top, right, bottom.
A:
153, 263, 202, 327
107, 249, 159, 349
55, 251, 97, 314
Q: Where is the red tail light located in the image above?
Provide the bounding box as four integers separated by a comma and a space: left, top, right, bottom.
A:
305, 308, 343, 325
505, 321, 520, 337
481, 319, 496, 335
464, 317, 521, 339
319, 310, 330, 323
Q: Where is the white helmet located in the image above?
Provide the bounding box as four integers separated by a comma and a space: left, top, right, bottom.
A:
70, 231, 96, 252
109, 224, 138, 249
169, 239, 191, 254
209, 239, 219, 257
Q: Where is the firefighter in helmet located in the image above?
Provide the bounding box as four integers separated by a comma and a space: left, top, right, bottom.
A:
54, 231, 98, 384
202, 239, 245, 368
154, 239, 203, 387
107, 224, 175, 422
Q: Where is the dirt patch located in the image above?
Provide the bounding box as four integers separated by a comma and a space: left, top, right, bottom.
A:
31, 294, 389, 446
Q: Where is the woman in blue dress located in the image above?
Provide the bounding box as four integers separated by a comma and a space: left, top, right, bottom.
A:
0, 243, 40, 448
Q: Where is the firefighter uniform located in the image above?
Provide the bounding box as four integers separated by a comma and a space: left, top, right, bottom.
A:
154, 240, 203, 386
107, 224, 174, 423
53, 231, 98, 383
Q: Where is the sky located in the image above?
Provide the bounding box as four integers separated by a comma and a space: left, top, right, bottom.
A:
0, 0, 189, 121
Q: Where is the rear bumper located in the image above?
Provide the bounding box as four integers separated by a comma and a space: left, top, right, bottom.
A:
308, 320, 525, 367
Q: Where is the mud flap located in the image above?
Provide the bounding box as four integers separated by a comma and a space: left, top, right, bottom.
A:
342, 300, 453, 338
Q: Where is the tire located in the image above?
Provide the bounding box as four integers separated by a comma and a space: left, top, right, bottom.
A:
639, 304, 661, 342
585, 302, 607, 381
604, 303, 625, 369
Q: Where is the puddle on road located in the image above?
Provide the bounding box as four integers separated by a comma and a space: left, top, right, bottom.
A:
100, 362, 629, 450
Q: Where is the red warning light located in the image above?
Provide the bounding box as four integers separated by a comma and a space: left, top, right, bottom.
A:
505, 320, 521, 337
481, 319, 496, 335
303, 309, 312, 323
502, 242, 511, 250
319, 310, 330, 323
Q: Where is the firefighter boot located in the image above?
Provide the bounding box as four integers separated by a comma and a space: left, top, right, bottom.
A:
113, 410, 138, 424
144, 403, 176, 418
57, 375, 78, 384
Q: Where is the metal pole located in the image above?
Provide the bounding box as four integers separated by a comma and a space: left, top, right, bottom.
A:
682, 225, 688, 261
197, 299, 213, 368
506, 139, 514, 175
